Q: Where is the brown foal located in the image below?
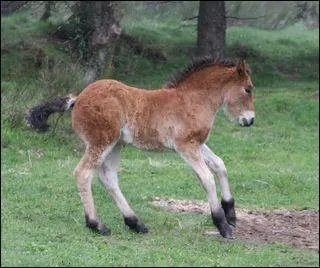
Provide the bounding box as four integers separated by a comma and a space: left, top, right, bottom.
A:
27, 56, 255, 238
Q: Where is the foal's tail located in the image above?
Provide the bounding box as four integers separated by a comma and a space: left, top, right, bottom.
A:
26, 94, 77, 132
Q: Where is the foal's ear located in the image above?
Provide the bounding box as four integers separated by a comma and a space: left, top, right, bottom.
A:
236, 59, 247, 77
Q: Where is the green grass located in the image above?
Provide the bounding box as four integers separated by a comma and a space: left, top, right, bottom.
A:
226, 23, 319, 87
1, 12, 319, 267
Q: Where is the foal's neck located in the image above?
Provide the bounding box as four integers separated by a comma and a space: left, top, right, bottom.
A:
173, 67, 234, 114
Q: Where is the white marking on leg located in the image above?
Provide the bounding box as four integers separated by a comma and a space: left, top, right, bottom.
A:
201, 144, 233, 202
98, 144, 136, 218
178, 147, 220, 213
120, 127, 133, 144
97, 141, 119, 166
75, 157, 96, 220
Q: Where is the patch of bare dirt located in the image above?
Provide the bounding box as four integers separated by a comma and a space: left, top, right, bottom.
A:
152, 197, 319, 251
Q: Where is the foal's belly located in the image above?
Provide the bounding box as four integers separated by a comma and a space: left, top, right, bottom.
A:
120, 126, 171, 152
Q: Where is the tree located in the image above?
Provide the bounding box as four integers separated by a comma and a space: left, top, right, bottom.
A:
40, 1, 55, 22
54, 2, 123, 85
196, 1, 226, 58
71, 1, 123, 85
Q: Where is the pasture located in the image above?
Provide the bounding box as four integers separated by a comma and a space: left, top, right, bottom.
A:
1, 9, 319, 267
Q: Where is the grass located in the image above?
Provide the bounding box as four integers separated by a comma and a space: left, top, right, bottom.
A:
1, 10, 319, 267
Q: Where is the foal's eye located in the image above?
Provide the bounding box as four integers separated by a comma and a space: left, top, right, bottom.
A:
245, 87, 252, 94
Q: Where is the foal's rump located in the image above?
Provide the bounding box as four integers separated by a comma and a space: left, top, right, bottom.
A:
72, 80, 131, 147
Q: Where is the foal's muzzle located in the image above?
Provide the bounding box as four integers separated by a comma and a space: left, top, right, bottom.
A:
241, 117, 254, 127
238, 111, 255, 127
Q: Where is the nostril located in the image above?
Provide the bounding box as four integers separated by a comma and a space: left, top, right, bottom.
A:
241, 117, 254, 127
242, 118, 248, 126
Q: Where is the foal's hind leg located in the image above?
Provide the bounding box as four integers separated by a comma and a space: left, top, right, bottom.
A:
201, 144, 236, 227
177, 144, 232, 238
74, 145, 114, 236
98, 143, 148, 233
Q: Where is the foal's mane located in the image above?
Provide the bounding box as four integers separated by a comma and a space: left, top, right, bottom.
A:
164, 56, 237, 88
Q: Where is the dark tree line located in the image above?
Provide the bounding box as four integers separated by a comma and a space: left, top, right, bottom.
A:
61, 1, 226, 83
1, 1, 227, 83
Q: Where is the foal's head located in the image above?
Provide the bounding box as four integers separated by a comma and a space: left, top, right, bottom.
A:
223, 59, 255, 127
165, 56, 255, 127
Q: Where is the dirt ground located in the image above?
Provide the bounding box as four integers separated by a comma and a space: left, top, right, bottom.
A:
152, 197, 319, 251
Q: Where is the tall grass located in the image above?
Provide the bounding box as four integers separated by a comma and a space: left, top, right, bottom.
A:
1, 15, 85, 130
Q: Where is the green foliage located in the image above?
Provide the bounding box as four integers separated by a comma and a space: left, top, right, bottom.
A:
227, 1, 319, 29
1, 14, 85, 130
1, 9, 319, 267
226, 23, 319, 87
1, 81, 32, 129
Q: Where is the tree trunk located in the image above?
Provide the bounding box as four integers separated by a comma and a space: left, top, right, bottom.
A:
196, 1, 226, 58
40, 1, 53, 22
73, 1, 122, 85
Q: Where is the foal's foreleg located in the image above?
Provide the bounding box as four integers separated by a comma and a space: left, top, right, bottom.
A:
98, 144, 148, 233
201, 144, 236, 227
178, 145, 232, 238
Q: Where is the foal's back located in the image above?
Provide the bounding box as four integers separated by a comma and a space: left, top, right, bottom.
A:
72, 79, 186, 152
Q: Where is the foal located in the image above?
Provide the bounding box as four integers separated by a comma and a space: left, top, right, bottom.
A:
27, 57, 255, 238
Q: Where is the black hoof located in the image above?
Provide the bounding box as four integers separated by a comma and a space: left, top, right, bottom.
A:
221, 198, 236, 227
85, 215, 111, 236
218, 221, 233, 238
211, 209, 233, 238
124, 216, 149, 233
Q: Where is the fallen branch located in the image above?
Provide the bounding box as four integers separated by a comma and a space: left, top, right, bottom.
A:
226, 15, 266, 20
183, 14, 265, 21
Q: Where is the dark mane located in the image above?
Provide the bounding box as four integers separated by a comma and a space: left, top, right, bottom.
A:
164, 56, 237, 88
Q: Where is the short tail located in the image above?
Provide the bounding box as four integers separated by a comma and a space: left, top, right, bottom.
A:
26, 94, 77, 132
